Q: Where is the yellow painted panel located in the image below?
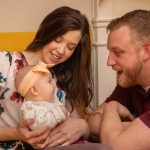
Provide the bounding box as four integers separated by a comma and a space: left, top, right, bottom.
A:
0, 32, 35, 52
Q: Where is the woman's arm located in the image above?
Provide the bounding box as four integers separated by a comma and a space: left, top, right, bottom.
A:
0, 126, 20, 141
0, 119, 51, 149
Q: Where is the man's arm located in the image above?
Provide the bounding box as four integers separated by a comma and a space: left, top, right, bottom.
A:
100, 101, 150, 150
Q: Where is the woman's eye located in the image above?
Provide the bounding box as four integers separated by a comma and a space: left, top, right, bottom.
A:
55, 37, 62, 43
68, 46, 75, 51
68, 44, 76, 51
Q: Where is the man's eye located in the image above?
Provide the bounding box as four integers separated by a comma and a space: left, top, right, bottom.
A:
115, 52, 122, 56
114, 51, 124, 57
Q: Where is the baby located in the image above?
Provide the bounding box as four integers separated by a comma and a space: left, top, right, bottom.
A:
15, 62, 69, 130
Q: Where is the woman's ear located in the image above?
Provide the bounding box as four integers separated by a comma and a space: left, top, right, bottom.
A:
30, 86, 39, 96
143, 43, 150, 61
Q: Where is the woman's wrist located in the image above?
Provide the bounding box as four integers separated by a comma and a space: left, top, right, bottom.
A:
0, 126, 20, 141
80, 119, 90, 140
13, 126, 21, 141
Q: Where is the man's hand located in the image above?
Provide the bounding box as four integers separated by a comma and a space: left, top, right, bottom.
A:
114, 101, 134, 121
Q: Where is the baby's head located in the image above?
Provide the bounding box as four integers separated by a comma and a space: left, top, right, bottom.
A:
15, 62, 55, 101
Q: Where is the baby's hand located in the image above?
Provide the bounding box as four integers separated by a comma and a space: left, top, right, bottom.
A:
59, 105, 70, 118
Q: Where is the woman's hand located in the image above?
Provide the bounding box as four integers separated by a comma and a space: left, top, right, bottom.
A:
47, 117, 89, 147
16, 119, 51, 149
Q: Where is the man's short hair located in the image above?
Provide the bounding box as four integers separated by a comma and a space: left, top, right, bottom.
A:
107, 9, 150, 43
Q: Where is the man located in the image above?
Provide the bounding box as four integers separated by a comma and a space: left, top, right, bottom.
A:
88, 9, 150, 150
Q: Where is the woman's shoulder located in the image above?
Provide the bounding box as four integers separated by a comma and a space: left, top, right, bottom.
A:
0, 51, 14, 68
0, 50, 27, 64
0, 50, 12, 58
0, 50, 24, 60
0, 50, 24, 55
0, 50, 28, 77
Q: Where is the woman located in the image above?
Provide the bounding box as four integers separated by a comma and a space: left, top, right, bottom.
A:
0, 6, 93, 149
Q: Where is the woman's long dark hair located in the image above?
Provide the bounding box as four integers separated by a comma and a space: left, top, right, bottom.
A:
26, 6, 93, 117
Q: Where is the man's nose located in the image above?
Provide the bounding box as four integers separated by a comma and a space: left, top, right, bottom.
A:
107, 53, 116, 66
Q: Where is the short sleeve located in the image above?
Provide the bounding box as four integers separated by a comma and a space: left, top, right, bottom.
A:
0, 51, 12, 90
139, 111, 150, 128
106, 85, 133, 111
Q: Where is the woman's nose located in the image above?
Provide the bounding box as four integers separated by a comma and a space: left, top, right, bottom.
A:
57, 43, 66, 54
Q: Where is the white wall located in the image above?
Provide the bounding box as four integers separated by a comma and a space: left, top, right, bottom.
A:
0, 0, 93, 31
93, 0, 150, 105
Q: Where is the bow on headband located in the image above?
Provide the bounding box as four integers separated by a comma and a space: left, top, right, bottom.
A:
18, 62, 54, 97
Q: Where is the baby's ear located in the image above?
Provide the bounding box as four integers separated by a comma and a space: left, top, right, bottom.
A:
31, 86, 39, 96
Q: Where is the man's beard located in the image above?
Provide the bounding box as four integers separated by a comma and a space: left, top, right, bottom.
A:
117, 60, 143, 88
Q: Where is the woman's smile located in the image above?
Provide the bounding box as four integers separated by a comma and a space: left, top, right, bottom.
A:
49, 51, 62, 63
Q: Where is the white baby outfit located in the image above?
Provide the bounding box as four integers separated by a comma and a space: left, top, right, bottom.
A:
20, 100, 69, 130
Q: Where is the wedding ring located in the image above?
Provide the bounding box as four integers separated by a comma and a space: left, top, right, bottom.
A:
57, 139, 62, 145
37, 137, 40, 143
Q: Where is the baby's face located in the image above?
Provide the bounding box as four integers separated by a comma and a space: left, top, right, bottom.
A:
35, 72, 55, 101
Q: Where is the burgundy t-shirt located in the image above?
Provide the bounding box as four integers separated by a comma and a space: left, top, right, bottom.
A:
106, 85, 150, 127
